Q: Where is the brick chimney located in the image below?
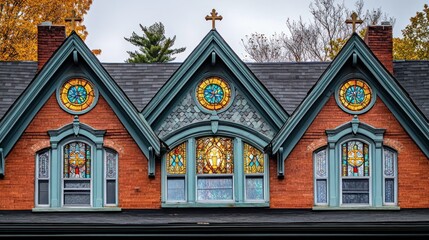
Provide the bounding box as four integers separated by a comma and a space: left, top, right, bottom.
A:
37, 21, 66, 71
364, 22, 393, 74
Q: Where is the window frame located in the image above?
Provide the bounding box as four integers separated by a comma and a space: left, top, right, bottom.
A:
35, 149, 51, 208
162, 135, 269, 207
382, 147, 398, 206
104, 148, 118, 206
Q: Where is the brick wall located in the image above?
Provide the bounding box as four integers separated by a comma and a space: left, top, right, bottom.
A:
0, 94, 160, 210
269, 96, 429, 208
37, 22, 66, 71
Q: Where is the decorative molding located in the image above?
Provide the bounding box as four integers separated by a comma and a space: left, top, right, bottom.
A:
277, 147, 284, 178
210, 112, 219, 134
148, 146, 155, 177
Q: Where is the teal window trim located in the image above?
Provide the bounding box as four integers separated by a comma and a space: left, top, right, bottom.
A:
162, 135, 269, 208
35, 149, 51, 208
319, 115, 395, 209
313, 147, 328, 206
382, 147, 398, 206
104, 148, 118, 206
33, 117, 120, 211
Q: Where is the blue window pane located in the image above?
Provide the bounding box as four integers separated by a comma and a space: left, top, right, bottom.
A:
167, 178, 185, 201
342, 179, 369, 204
246, 177, 263, 200
385, 178, 395, 203
316, 179, 327, 204
197, 177, 233, 201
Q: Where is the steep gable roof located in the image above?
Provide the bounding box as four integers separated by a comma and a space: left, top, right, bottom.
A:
0, 33, 160, 176
269, 33, 429, 161
141, 30, 288, 129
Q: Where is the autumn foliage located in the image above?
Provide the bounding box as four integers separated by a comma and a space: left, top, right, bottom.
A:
0, 0, 92, 61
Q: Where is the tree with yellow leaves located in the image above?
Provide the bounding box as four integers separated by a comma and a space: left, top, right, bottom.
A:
393, 4, 429, 60
0, 0, 92, 61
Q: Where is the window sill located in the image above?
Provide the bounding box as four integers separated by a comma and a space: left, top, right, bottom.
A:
32, 207, 122, 212
312, 206, 400, 211
162, 202, 269, 208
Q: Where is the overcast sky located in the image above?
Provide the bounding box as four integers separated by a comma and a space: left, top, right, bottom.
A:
83, 0, 427, 63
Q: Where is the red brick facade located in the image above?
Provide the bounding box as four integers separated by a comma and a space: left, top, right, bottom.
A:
0, 94, 160, 210
269, 95, 429, 208
364, 25, 393, 74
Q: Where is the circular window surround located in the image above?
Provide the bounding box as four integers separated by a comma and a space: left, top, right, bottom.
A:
56, 77, 99, 115
335, 76, 376, 115
194, 75, 235, 114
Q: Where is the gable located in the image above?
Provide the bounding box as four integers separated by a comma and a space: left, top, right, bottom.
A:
142, 30, 288, 146
0, 33, 160, 176
269, 33, 429, 164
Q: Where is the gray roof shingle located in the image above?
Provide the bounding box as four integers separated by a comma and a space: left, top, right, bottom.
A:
0, 61, 428, 120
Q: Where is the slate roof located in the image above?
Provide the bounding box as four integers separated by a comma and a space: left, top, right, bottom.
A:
0, 61, 428, 121
0, 208, 428, 238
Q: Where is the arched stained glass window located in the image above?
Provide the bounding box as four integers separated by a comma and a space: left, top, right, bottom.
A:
196, 137, 233, 174
341, 140, 369, 177
63, 141, 91, 206
167, 142, 186, 174
64, 142, 91, 178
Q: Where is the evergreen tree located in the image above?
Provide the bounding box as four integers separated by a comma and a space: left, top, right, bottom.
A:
124, 22, 186, 63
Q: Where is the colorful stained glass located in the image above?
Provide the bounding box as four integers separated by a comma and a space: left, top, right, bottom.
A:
339, 79, 372, 111
196, 77, 231, 111
341, 141, 369, 177
60, 78, 96, 112
167, 142, 186, 174
63, 142, 91, 178
244, 143, 264, 174
196, 137, 233, 174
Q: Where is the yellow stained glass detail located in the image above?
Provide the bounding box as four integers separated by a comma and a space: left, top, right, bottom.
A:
60, 78, 96, 112
196, 77, 231, 111
244, 143, 264, 174
167, 142, 186, 174
339, 79, 372, 111
196, 137, 233, 174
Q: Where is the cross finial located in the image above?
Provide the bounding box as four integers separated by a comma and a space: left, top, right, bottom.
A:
205, 9, 222, 30
65, 9, 82, 32
345, 12, 363, 33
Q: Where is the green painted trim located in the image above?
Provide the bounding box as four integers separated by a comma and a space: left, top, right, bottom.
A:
187, 138, 196, 203
234, 138, 244, 202
142, 30, 288, 129
32, 207, 122, 212
161, 202, 269, 208
0, 148, 3, 177
0, 32, 160, 167
312, 206, 400, 210
270, 33, 429, 163
162, 121, 270, 149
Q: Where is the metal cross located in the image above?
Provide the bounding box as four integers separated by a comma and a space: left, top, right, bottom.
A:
65, 10, 82, 32
205, 9, 222, 30
345, 12, 363, 33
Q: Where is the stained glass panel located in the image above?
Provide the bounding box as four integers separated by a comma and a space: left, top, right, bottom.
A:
341, 141, 369, 177
167, 178, 186, 201
196, 137, 233, 174
167, 142, 186, 174
38, 151, 49, 178
246, 177, 264, 200
64, 142, 91, 178
244, 143, 264, 174
339, 79, 372, 111
196, 77, 231, 111
197, 177, 233, 201
106, 150, 117, 179
316, 179, 327, 204
385, 179, 395, 203
315, 149, 327, 178
60, 78, 96, 112
384, 149, 395, 177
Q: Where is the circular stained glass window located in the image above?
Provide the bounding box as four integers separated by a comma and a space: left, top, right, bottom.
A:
59, 78, 97, 113
196, 77, 231, 111
339, 79, 372, 112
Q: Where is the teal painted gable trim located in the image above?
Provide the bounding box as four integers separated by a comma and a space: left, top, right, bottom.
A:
0, 33, 160, 173
270, 33, 429, 161
142, 30, 288, 130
